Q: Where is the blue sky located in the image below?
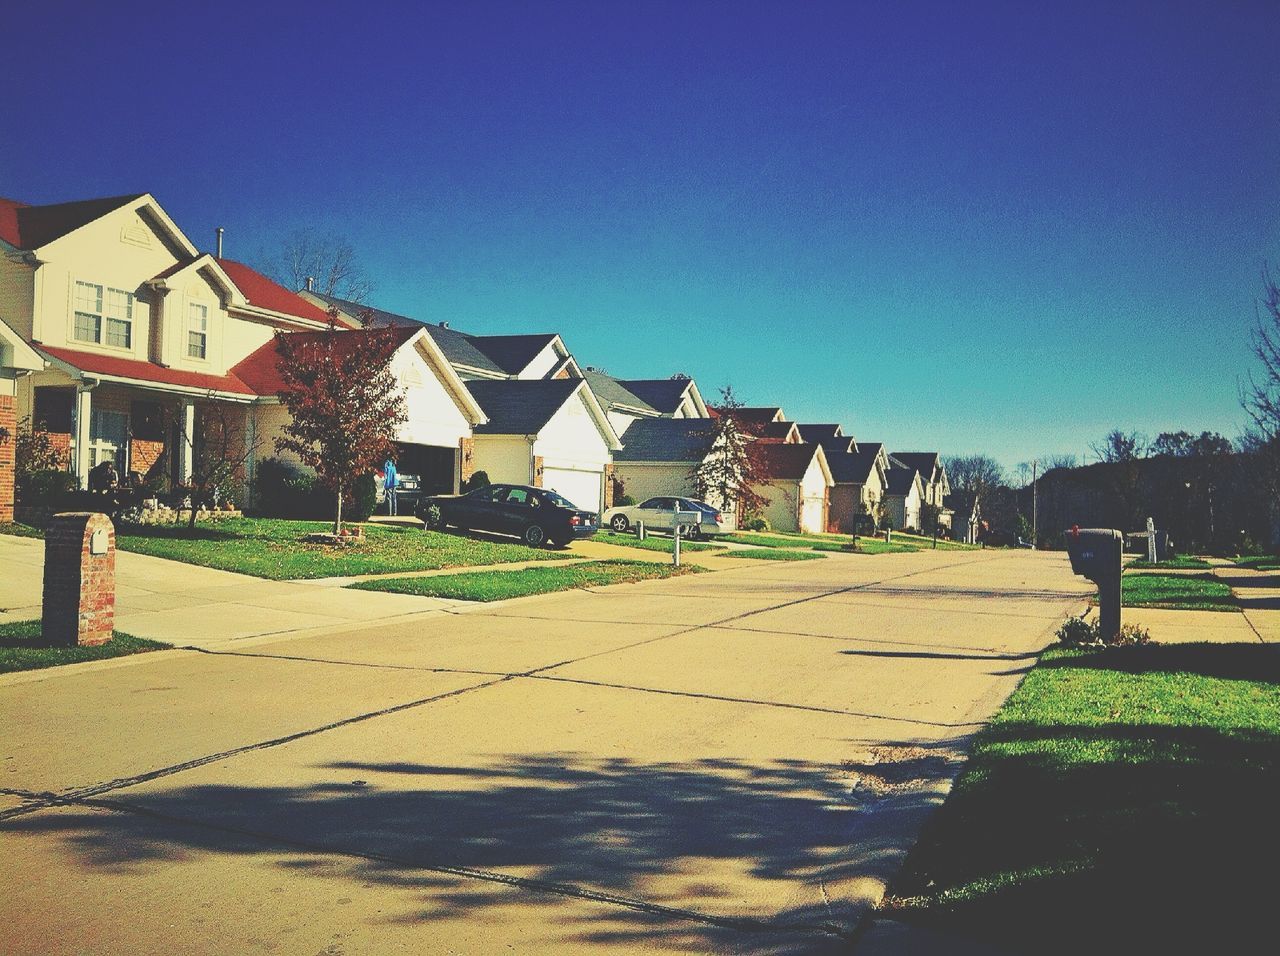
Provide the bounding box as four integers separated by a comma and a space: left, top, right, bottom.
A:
4, 1, 1278, 469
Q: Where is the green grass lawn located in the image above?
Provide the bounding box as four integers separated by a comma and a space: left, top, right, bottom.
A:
592, 531, 726, 553
1121, 572, 1237, 611
1126, 555, 1213, 570
0, 522, 44, 539
883, 643, 1280, 954
729, 531, 921, 554
716, 548, 826, 561
348, 559, 701, 601
0, 620, 171, 673
110, 518, 569, 580
1234, 554, 1280, 572
886, 531, 980, 551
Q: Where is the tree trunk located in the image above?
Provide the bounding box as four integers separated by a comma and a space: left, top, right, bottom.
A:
187, 482, 199, 531
334, 477, 343, 535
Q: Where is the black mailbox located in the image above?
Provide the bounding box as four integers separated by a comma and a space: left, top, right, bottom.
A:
1065, 528, 1123, 583
1064, 526, 1123, 641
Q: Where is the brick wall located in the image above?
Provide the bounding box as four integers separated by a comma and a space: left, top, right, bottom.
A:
532, 456, 544, 488
130, 438, 166, 476
41, 512, 115, 646
0, 394, 15, 522
459, 437, 475, 485
603, 463, 616, 510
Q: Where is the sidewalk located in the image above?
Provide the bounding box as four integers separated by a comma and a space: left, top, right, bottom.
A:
0, 534, 465, 650
1212, 564, 1280, 642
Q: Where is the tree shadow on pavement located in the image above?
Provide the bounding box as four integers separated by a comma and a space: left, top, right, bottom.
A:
2, 750, 970, 952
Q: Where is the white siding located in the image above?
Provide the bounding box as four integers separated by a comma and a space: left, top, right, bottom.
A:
516, 341, 563, 380
391, 344, 473, 449
614, 462, 698, 503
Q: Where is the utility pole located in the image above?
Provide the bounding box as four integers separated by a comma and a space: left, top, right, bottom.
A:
1031, 458, 1038, 549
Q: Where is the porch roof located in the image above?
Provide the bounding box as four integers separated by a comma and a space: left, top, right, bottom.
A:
35, 343, 257, 397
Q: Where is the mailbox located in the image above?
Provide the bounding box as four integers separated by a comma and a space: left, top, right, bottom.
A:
1065, 528, 1123, 583
1065, 526, 1123, 641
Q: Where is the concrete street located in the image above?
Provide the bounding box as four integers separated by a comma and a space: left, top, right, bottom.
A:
1, 547, 1090, 954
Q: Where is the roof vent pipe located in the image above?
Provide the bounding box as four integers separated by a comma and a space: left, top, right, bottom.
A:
215, 227, 224, 259
439, 321, 449, 329
305, 276, 315, 292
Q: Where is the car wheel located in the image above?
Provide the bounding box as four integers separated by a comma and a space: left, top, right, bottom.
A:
610, 514, 630, 532
523, 524, 548, 547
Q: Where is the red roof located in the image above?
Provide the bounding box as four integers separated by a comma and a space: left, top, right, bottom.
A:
215, 258, 344, 326
37, 344, 256, 396
0, 194, 142, 250
755, 442, 822, 481
231, 326, 420, 396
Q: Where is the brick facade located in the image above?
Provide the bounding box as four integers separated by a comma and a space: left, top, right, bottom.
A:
603, 463, 616, 510
532, 455, 544, 488
41, 512, 115, 646
129, 438, 166, 475
0, 394, 15, 522
458, 436, 475, 486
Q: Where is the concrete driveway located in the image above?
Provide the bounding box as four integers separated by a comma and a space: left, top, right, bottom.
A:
0, 548, 1089, 954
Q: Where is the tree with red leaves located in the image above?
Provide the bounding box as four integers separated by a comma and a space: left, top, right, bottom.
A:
273, 316, 407, 533
692, 385, 768, 521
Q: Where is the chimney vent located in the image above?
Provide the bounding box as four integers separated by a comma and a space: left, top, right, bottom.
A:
439, 321, 449, 329
215, 227, 224, 259
305, 276, 315, 292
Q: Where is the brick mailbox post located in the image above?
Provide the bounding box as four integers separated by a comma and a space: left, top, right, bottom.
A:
42, 512, 116, 647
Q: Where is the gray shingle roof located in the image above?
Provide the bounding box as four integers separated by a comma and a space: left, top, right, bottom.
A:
818, 436, 858, 455
469, 334, 559, 375
465, 379, 581, 435
885, 466, 920, 496
618, 379, 692, 415
583, 370, 658, 415
827, 448, 880, 484
892, 452, 941, 482
798, 423, 843, 442
614, 418, 717, 463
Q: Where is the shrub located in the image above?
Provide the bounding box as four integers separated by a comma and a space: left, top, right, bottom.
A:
1056, 615, 1152, 647
615, 494, 636, 507
464, 470, 490, 493
19, 468, 78, 506
743, 515, 772, 532
349, 473, 378, 522
253, 457, 327, 519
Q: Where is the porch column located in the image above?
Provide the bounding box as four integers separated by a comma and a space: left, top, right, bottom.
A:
74, 387, 93, 488
178, 398, 195, 483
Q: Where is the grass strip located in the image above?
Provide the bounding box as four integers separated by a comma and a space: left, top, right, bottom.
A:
883, 642, 1280, 955
593, 531, 725, 553
1234, 554, 1280, 572
0, 620, 171, 674
113, 518, 566, 580
716, 548, 826, 561
0, 522, 44, 539
1127, 556, 1212, 570
1120, 572, 1236, 611
347, 559, 701, 601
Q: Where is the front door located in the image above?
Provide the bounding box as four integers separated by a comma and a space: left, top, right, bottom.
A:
89, 409, 129, 471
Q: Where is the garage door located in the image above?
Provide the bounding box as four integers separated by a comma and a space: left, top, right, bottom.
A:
799, 496, 826, 535
543, 467, 603, 513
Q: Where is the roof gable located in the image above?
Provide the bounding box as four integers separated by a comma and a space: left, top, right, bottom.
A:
583, 370, 659, 415
230, 326, 420, 396
0, 194, 144, 250
618, 378, 696, 415
797, 423, 843, 442
756, 442, 827, 482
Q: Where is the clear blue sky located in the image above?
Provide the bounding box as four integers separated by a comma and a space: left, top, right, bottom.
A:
5, 1, 1278, 469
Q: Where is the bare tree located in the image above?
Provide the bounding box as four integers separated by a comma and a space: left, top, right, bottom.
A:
258, 228, 373, 302
944, 454, 1006, 497
1043, 453, 1079, 471
1091, 430, 1148, 463
170, 399, 262, 530
1242, 265, 1280, 538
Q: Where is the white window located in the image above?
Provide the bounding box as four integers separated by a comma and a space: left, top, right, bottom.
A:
74, 280, 133, 349
88, 409, 129, 469
188, 302, 208, 359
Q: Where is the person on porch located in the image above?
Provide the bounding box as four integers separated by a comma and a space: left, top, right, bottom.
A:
383, 457, 398, 516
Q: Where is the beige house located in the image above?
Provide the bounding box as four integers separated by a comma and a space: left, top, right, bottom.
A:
0, 317, 44, 520
0, 192, 351, 503
823, 442, 889, 534
891, 451, 953, 531
753, 442, 833, 534
884, 465, 925, 531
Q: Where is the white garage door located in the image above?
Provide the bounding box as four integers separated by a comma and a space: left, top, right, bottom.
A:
543, 467, 603, 514
799, 496, 825, 535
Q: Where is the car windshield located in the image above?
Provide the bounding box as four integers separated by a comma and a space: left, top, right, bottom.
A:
541, 490, 578, 510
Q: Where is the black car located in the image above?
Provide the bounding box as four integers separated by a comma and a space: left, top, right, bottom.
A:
415, 483, 599, 547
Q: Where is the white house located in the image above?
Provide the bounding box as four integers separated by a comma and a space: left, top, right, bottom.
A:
884, 464, 925, 531
463, 378, 622, 513
753, 442, 833, 534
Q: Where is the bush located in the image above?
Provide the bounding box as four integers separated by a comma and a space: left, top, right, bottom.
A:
18, 468, 78, 506
615, 494, 636, 507
1056, 615, 1152, 647
349, 473, 378, 522
742, 515, 772, 532
464, 470, 490, 493
253, 457, 327, 519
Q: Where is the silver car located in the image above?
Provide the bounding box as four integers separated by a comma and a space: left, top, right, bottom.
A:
603, 496, 724, 538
